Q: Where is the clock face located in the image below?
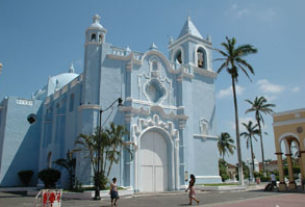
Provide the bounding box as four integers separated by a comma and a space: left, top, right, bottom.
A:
297, 126, 303, 134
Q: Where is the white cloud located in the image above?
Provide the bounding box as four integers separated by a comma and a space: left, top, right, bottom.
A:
257, 79, 284, 94
226, 4, 276, 21
291, 87, 300, 93
217, 85, 244, 99
264, 95, 277, 102
228, 116, 256, 132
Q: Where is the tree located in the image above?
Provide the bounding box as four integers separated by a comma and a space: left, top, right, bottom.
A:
54, 150, 76, 190
75, 122, 135, 190
240, 121, 260, 182
245, 96, 275, 174
216, 37, 257, 185
218, 159, 229, 182
217, 132, 236, 161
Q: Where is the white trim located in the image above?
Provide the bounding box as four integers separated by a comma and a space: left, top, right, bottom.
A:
196, 175, 222, 179
273, 108, 305, 117
78, 104, 100, 111
169, 35, 212, 50
193, 134, 218, 140
273, 118, 305, 127
131, 98, 178, 110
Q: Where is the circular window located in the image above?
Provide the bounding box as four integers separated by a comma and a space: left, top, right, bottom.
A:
27, 114, 37, 124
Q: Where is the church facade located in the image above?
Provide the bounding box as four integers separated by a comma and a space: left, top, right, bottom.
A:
0, 15, 221, 191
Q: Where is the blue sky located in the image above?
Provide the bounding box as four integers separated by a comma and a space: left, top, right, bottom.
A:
0, 0, 304, 164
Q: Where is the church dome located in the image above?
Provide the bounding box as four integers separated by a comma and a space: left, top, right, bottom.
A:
49, 72, 79, 91
87, 14, 105, 30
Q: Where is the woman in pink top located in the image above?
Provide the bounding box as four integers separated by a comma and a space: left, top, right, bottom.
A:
185, 174, 200, 205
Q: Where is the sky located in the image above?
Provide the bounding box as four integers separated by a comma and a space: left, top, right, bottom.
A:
0, 0, 304, 165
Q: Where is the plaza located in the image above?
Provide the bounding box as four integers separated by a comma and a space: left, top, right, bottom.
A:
1, 187, 305, 207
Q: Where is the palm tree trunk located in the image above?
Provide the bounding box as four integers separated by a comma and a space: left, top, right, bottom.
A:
250, 137, 255, 183
257, 119, 265, 174
231, 77, 244, 185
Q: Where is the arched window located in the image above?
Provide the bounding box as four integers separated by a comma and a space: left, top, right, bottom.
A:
174, 50, 182, 69
91, 33, 96, 41
99, 34, 103, 43
197, 47, 206, 69
47, 152, 52, 168
69, 94, 74, 112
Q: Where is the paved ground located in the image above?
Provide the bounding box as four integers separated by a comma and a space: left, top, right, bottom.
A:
0, 189, 304, 207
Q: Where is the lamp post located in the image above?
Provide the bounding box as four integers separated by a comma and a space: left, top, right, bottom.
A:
94, 98, 123, 200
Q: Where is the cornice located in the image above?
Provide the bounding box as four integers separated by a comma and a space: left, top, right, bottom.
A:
168, 35, 212, 50
119, 105, 188, 121
273, 118, 305, 127
193, 67, 217, 79
78, 104, 101, 111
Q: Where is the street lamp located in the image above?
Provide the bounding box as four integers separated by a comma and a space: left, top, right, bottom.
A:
95, 97, 123, 200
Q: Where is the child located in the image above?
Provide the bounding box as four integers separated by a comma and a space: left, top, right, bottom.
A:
185, 174, 200, 205
110, 177, 119, 206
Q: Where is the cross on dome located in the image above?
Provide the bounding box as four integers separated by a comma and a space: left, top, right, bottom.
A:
93, 14, 101, 23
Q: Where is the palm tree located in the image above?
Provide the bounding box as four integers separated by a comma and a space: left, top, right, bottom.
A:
75, 122, 135, 190
104, 123, 135, 177
216, 37, 257, 185
54, 150, 76, 190
217, 132, 236, 161
240, 121, 260, 182
245, 96, 275, 174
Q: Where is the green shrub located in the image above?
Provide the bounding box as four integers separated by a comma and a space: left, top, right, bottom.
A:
38, 168, 61, 188
18, 170, 34, 186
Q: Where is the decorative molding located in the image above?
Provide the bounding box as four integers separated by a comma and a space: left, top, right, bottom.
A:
119, 105, 188, 123
107, 53, 141, 66
132, 114, 179, 143
273, 118, 305, 127
275, 152, 283, 155
193, 134, 218, 140
193, 67, 217, 79
169, 35, 212, 51
78, 104, 101, 111
130, 98, 178, 110
273, 108, 305, 117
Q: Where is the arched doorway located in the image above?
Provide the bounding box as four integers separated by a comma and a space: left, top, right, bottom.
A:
279, 135, 303, 190
139, 130, 169, 192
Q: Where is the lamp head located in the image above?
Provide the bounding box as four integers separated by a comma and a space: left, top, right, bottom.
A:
118, 98, 123, 106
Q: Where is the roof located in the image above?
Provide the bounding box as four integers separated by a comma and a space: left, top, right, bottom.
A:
178, 16, 203, 39
87, 14, 105, 30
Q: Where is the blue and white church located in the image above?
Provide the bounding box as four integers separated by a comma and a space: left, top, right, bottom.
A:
0, 15, 221, 191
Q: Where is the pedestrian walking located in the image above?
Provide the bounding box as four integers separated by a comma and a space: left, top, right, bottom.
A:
110, 177, 119, 206
270, 172, 277, 189
185, 174, 200, 205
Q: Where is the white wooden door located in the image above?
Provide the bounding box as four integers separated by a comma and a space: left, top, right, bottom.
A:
140, 131, 168, 192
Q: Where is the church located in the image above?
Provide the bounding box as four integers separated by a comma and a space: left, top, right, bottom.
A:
0, 15, 221, 192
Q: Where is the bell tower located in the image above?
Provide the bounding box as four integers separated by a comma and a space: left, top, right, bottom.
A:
82, 14, 107, 105
168, 16, 212, 71
168, 17, 218, 185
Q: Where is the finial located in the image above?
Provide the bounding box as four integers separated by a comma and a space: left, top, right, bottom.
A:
207, 34, 212, 43
187, 16, 191, 21
69, 62, 75, 73
93, 14, 101, 23
150, 42, 158, 50
125, 46, 131, 55
168, 36, 174, 45
126, 46, 131, 52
